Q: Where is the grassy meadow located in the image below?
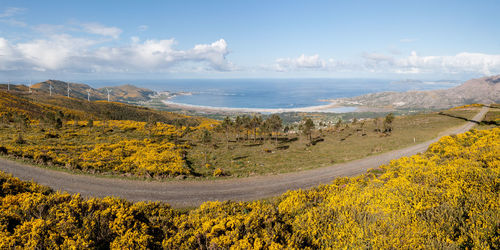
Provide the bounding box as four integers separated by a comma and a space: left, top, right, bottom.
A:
185, 108, 481, 178
0, 89, 489, 180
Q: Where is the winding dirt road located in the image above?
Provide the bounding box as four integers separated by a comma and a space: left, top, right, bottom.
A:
0, 107, 489, 207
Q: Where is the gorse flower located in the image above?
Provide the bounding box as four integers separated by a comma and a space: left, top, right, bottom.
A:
0, 128, 497, 248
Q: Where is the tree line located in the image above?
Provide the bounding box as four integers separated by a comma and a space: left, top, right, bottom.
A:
206, 113, 395, 147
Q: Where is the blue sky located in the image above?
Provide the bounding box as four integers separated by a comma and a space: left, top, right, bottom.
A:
1, 0, 499, 80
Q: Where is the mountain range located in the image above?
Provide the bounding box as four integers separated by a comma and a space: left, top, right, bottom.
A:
333, 75, 500, 110
28, 80, 156, 102
1, 75, 498, 110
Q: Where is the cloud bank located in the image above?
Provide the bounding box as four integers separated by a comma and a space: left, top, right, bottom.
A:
273, 51, 500, 76
0, 6, 498, 78
81, 23, 122, 39
0, 35, 233, 73
275, 54, 326, 71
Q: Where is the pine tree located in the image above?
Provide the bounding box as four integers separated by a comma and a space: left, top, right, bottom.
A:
301, 118, 315, 143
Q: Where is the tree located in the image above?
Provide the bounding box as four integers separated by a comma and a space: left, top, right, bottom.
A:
283, 125, 290, 134
14, 133, 26, 144
373, 117, 383, 132
220, 116, 233, 149
300, 118, 315, 143
267, 114, 283, 145
55, 118, 63, 130
197, 129, 212, 165
250, 115, 262, 142
384, 113, 395, 133
260, 119, 271, 141
14, 114, 29, 131
334, 118, 342, 131
241, 115, 251, 141
87, 119, 94, 128
360, 120, 366, 135
234, 116, 243, 142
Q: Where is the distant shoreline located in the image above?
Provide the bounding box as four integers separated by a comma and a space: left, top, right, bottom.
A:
161, 99, 357, 113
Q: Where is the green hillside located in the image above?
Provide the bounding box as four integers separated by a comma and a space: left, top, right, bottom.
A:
0, 127, 497, 248
0, 89, 200, 125
0, 88, 492, 179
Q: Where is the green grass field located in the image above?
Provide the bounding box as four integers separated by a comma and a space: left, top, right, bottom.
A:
0, 89, 486, 180
186, 108, 480, 178
477, 104, 500, 130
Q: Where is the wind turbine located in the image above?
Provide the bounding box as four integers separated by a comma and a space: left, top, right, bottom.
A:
67, 82, 71, 98
106, 88, 112, 102
87, 89, 91, 101
7, 80, 10, 91
49, 83, 53, 96
28, 80, 32, 93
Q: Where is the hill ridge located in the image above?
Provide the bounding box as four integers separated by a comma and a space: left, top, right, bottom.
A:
333, 75, 500, 110
0, 106, 489, 207
30, 80, 156, 102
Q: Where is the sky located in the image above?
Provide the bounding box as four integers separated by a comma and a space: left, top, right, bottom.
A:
1, 0, 500, 81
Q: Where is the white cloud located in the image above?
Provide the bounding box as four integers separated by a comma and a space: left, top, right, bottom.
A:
272, 54, 355, 72
275, 54, 326, 71
81, 23, 122, 39
0, 18, 26, 27
0, 35, 233, 73
130, 36, 140, 43
271, 51, 500, 76
91, 38, 233, 72
0, 7, 26, 27
15, 34, 97, 71
32, 24, 66, 34
362, 52, 394, 64
400, 38, 415, 43
0, 7, 24, 18
395, 51, 500, 75
360, 51, 500, 75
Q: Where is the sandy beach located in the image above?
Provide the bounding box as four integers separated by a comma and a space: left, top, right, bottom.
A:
161, 100, 357, 113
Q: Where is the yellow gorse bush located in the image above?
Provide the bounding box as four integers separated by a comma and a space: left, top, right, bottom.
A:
0, 128, 498, 248
448, 103, 483, 110
79, 139, 189, 176
0, 118, 201, 177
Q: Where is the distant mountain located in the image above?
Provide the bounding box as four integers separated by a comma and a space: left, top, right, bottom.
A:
390, 79, 460, 86
98, 84, 156, 102
32, 80, 102, 100
335, 75, 500, 110
31, 80, 156, 102
0, 86, 201, 125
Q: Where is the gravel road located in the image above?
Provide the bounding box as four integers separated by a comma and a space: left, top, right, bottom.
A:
0, 106, 489, 207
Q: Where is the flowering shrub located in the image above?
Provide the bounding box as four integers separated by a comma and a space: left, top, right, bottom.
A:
0, 128, 498, 248
212, 168, 224, 177
448, 103, 483, 110
79, 140, 190, 176
0, 117, 205, 177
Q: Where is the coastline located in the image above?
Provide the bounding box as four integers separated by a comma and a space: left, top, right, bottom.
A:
161, 99, 357, 113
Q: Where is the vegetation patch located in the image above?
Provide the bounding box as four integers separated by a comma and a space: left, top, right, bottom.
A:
0, 128, 497, 248
0, 90, 486, 179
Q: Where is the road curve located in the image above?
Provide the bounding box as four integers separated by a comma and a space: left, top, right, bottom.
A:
0, 107, 489, 207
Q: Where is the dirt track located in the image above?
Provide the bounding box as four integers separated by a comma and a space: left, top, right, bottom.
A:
0, 107, 489, 207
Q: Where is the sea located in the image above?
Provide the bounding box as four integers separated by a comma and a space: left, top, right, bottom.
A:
85, 78, 460, 111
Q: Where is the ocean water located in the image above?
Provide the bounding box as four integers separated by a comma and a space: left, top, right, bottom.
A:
86, 79, 459, 110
